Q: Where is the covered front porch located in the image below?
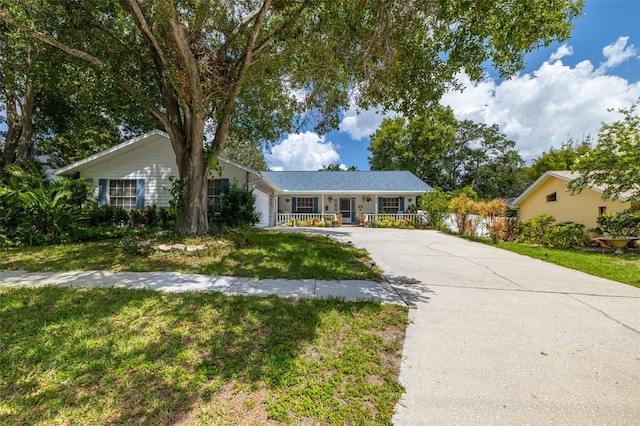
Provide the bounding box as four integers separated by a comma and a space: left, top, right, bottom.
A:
274, 193, 422, 226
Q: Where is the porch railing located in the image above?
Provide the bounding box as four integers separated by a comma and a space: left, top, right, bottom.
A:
277, 213, 339, 226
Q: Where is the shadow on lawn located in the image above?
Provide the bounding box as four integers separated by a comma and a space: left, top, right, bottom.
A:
0, 286, 392, 424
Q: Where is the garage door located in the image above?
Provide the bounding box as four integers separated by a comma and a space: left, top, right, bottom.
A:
254, 190, 270, 228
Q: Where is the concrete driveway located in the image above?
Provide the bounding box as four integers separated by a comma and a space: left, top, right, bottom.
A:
322, 227, 640, 425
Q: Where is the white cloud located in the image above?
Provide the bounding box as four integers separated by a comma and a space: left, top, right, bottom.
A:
550, 44, 573, 61
598, 36, 638, 73
441, 55, 640, 162
339, 107, 389, 140
267, 131, 340, 170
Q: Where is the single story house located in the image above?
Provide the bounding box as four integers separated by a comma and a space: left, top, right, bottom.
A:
262, 171, 431, 224
511, 170, 639, 230
56, 130, 431, 227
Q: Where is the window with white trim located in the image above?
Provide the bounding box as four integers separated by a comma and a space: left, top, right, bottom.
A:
381, 197, 400, 213
296, 197, 314, 213
109, 179, 137, 211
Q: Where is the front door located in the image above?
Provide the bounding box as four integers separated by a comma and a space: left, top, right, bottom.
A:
339, 198, 354, 224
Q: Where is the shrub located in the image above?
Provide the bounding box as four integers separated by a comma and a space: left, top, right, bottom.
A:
592, 206, 640, 237
420, 187, 450, 230
484, 198, 507, 243
546, 221, 589, 248
212, 184, 260, 228
448, 193, 474, 236
517, 215, 588, 248
0, 162, 93, 246
517, 214, 556, 245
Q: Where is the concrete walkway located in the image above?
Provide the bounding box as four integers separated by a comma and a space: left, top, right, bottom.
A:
0, 270, 404, 303
317, 227, 640, 425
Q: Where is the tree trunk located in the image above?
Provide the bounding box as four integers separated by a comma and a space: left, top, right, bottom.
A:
166, 120, 210, 235
0, 82, 36, 178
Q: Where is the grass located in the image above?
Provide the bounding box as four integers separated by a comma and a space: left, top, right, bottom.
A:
0, 228, 381, 281
494, 241, 640, 288
0, 286, 408, 424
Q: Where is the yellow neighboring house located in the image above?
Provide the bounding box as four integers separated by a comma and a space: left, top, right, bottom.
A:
511, 171, 639, 231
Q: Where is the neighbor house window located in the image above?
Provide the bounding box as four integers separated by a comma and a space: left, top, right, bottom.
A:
598, 206, 607, 215
381, 197, 400, 213
546, 192, 557, 202
110, 179, 137, 211
207, 179, 228, 211
296, 197, 314, 213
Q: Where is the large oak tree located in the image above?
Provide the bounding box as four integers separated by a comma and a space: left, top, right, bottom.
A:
1, 0, 583, 234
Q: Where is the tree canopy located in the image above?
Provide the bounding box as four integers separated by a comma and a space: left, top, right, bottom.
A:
526, 136, 592, 183
368, 112, 526, 199
1, 0, 583, 234
569, 102, 640, 201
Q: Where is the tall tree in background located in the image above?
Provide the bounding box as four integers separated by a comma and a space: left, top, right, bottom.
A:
444, 120, 525, 199
525, 136, 592, 183
569, 102, 640, 201
369, 115, 525, 199
368, 107, 457, 186
1, 0, 583, 234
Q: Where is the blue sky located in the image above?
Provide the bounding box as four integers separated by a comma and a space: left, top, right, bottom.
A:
267, 0, 640, 171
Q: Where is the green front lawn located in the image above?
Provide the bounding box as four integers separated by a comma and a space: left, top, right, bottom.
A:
0, 228, 381, 281
0, 286, 408, 424
495, 241, 640, 288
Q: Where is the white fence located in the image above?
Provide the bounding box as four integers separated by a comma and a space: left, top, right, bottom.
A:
276, 213, 339, 225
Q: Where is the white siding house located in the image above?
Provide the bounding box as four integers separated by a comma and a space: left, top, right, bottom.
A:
55, 130, 276, 227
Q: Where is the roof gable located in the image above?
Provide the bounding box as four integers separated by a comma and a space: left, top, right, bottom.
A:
55, 130, 259, 176
261, 171, 430, 193
511, 170, 633, 207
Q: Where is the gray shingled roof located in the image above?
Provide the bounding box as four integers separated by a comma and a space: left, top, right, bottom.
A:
261, 171, 431, 193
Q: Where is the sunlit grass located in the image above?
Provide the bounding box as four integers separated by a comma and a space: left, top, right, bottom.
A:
0, 286, 408, 424
494, 241, 640, 288
0, 228, 381, 281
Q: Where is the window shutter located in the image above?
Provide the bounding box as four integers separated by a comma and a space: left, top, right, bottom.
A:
98, 179, 108, 206
221, 178, 230, 192
136, 179, 145, 209
378, 197, 383, 213
313, 197, 318, 213
400, 196, 405, 212
292, 197, 297, 212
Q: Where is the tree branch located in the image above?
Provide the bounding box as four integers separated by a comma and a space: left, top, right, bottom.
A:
212, 0, 272, 154
0, 7, 168, 129
123, 0, 171, 70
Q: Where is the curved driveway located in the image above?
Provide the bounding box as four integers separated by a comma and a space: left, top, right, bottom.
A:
327, 227, 640, 425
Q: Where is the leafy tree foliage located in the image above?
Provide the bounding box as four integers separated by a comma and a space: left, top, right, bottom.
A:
368, 107, 457, 184
526, 136, 592, 183
369, 114, 525, 199
221, 136, 268, 171
0, 8, 158, 173
1, 0, 583, 234
319, 164, 357, 171
569, 103, 640, 201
